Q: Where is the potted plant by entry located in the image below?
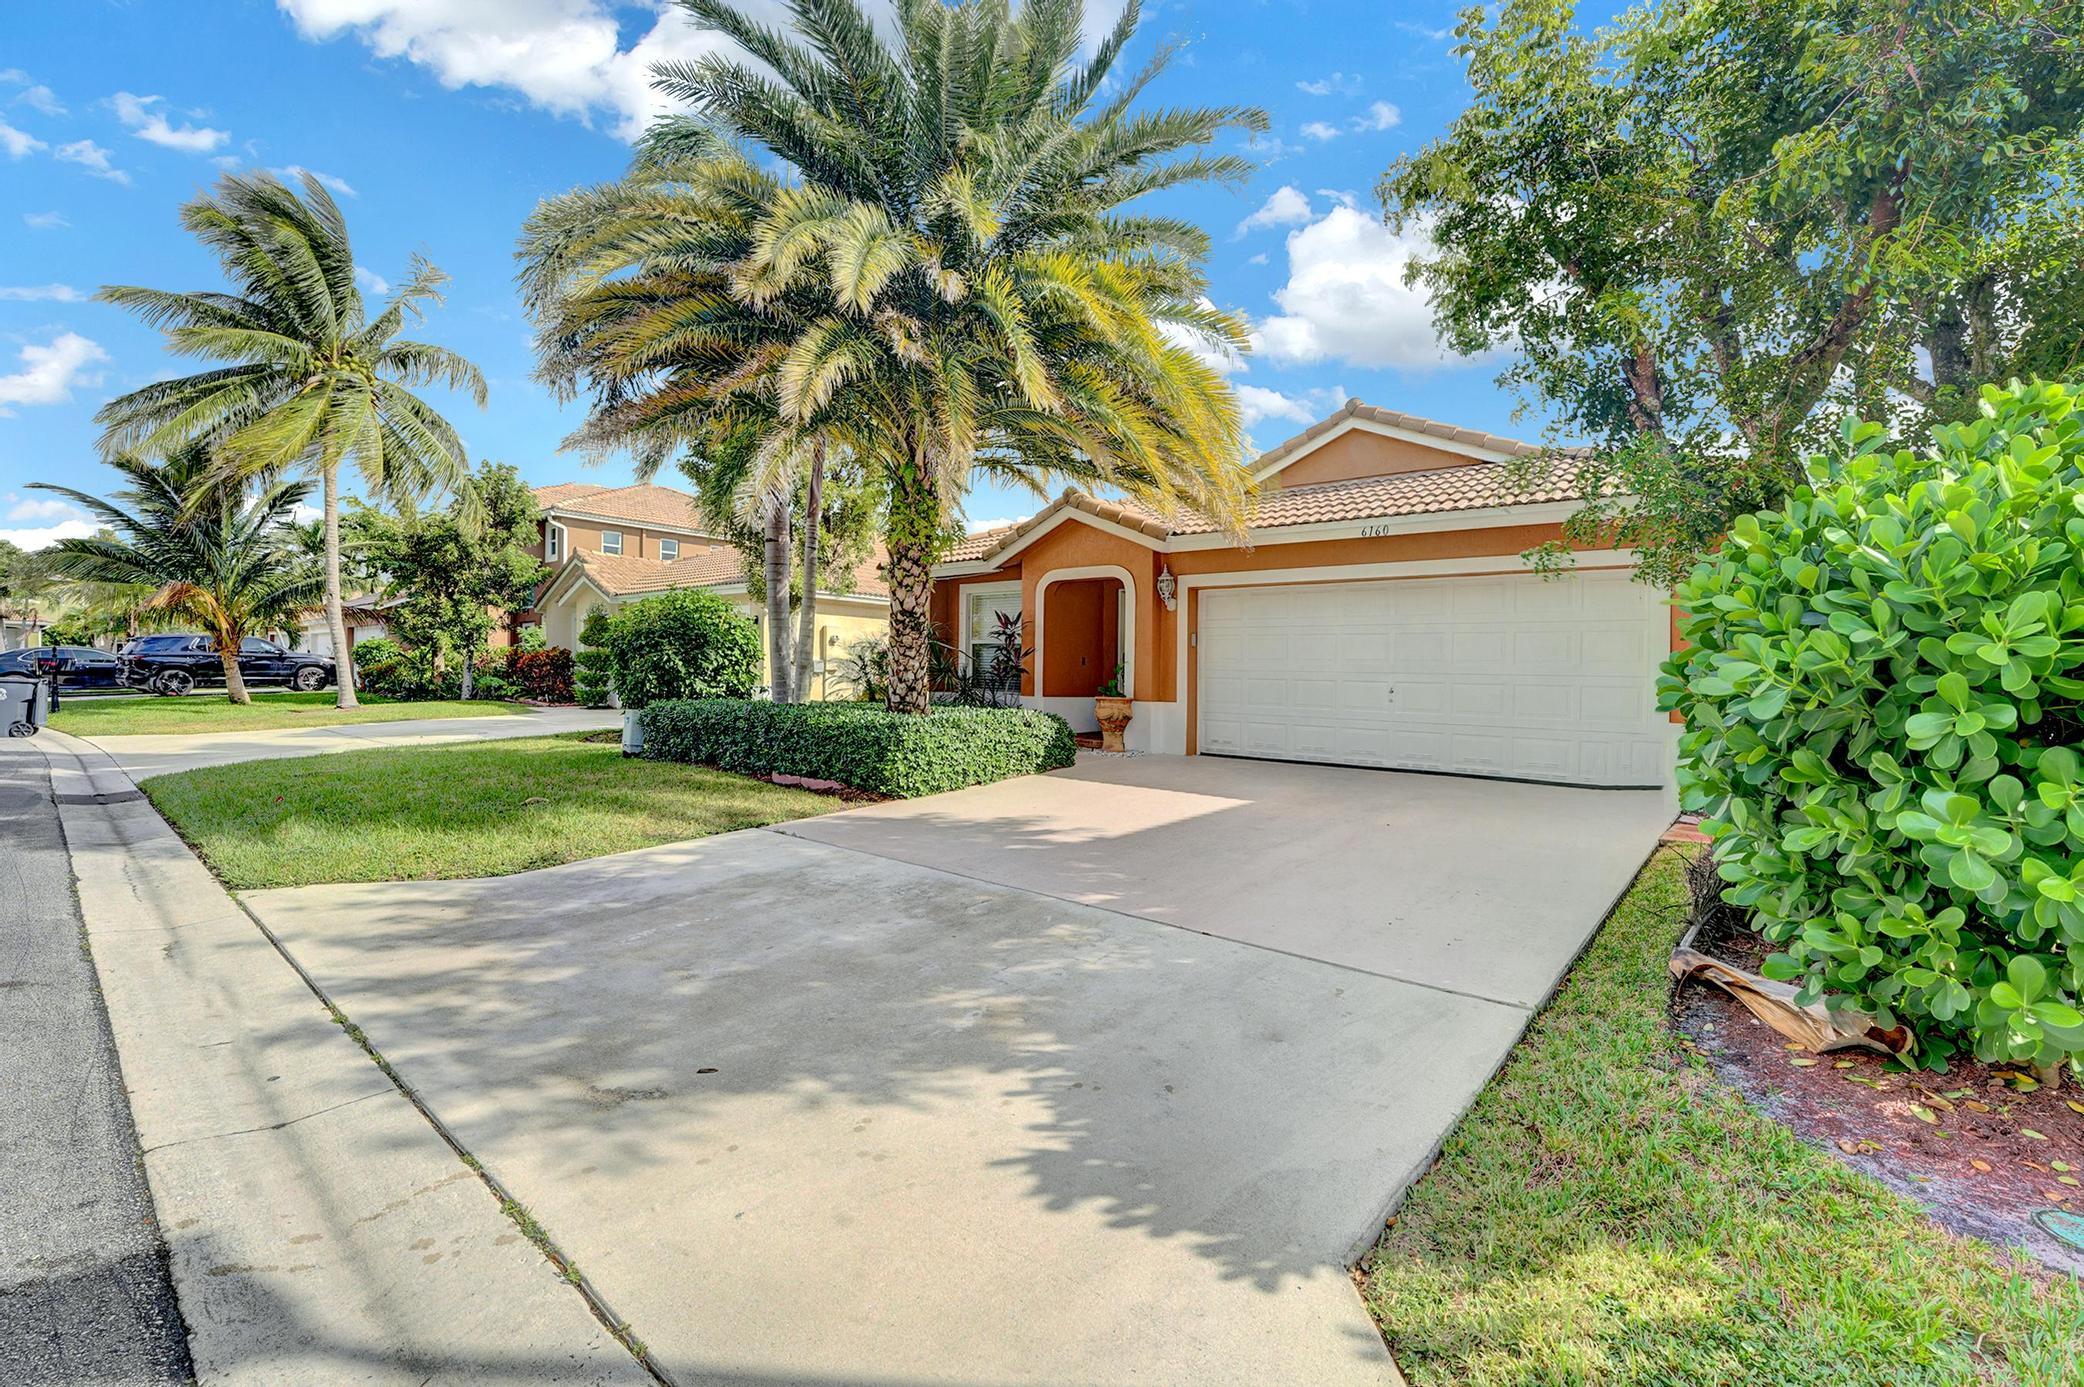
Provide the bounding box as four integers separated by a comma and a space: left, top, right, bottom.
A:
1093, 662, 1133, 753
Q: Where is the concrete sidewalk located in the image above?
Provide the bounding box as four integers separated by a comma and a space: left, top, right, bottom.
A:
83, 706, 620, 779
34, 730, 649, 1386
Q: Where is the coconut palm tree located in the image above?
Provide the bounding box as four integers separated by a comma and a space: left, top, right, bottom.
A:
32, 444, 320, 704
93, 171, 486, 707
520, 0, 1261, 712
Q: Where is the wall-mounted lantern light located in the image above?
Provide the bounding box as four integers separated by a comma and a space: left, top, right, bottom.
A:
1156, 565, 1178, 612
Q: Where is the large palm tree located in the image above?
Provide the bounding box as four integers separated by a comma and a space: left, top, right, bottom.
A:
520, 0, 1262, 712
93, 171, 486, 707
32, 445, 320, 704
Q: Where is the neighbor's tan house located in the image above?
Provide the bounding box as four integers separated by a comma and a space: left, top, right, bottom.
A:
931, 399, 1681, 790
525, 481, 889, 700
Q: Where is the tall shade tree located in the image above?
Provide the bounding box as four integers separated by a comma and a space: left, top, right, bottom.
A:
93, 171, 487, 706
31, 445, 319, 704
1381, 0, 2084, 586
521, 0, 1262, 712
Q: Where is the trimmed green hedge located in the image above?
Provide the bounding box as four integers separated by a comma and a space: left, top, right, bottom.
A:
638, 699, 1077, 798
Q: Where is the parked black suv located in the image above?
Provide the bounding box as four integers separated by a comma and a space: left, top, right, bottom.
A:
118, 634, 337, 696
0, 645, 122, 688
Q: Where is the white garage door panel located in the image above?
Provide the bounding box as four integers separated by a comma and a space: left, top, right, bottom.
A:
1197, 572, 1670, 788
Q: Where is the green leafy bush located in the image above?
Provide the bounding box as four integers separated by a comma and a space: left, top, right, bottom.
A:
639, 699, 1075, 797
597, 589, 760, 709
1663, 380, 2084, 1072
574, 608, 614, 707
348, 636, 402, 668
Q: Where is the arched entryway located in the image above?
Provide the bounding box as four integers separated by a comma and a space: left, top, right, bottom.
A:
1037, 569, 1130, 731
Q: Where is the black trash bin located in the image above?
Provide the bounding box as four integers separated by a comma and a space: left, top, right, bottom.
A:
0, 670, 51, 737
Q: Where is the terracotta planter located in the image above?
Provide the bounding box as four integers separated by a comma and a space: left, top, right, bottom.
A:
1093, 695, 1134, 753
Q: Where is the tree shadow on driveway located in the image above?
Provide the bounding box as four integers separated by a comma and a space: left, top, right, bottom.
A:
241, 817, 1529, 1384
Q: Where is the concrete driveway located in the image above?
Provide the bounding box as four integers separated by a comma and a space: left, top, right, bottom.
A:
84, 705, 620, 779
242, 756, 1669, 1386
781, 755, 1674, 1008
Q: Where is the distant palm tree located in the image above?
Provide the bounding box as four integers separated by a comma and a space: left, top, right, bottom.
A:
520, 0, 1261, 712
32, 444, 320, 704
93, 171, 485, 707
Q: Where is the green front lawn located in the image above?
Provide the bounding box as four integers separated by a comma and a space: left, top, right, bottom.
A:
50, 690, 521, 737
1364, 849, 2084, 1387
144, 732, 836, 889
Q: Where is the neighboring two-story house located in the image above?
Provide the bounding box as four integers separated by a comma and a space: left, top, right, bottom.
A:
524, 481, 889, 700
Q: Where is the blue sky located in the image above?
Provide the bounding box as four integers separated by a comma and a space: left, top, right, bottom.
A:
0, 0, 1546, 548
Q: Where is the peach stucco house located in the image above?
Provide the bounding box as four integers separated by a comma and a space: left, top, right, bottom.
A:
931, 399, 1680, 789
525, 481, 890, 700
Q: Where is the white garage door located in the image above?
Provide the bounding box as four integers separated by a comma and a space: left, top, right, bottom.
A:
1196, 570, 1671, 788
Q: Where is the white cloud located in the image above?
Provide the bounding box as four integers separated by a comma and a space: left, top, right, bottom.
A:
0, 518, 98, 551
1254, 207, 1462, 370
1353, 101, 1401, 132
4, 494, 83, 523
274, 164, 357, 197
0, 117, 44, 158
1235, 184, 1313, 237
110, 91, 230, 153
964, 515, 1032, 533
1296, 72, 1360, 97
1245, 251, 1269, 266
15, 85, 64, 117
1395, 21, 1453, 42
55, 139, 129, 184
276, 0, 749, 142
1234, 383, 1348, 429
1300, 121, 1341, 143
0, 332, 109, 414
0, 284, 84, 302
355, 266, 391, 296
22, 211, 69, 230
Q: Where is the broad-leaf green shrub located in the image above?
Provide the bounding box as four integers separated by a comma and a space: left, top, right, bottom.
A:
639, 699, 1076, 797
598, 589, 760, 708
1663, 381, 2084, 1072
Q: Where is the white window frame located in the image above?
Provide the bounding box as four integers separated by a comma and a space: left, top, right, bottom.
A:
962, 581, 1023, 680
601, 530, 624, 556
546, 523, 565, 561
658, 537, 679, 561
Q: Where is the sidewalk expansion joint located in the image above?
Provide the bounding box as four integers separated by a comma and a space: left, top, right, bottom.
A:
228, 892, 676, 1387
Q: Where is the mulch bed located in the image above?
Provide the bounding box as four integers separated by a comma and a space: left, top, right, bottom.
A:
1672, 913, 2084, 1275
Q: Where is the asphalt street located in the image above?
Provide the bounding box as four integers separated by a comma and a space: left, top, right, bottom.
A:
0, 739, 194, 1384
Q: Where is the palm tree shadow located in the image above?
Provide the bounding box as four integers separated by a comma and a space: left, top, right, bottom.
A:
240, 809, 1461, 1377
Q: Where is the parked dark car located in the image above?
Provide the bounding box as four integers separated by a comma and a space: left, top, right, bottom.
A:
0, 644, 122, 688
118, 634, 336, 696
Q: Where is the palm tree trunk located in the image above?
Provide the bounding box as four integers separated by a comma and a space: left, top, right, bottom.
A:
794, 441, 824, 702
763, 495, 794, 703
219, 642, 251, 705
884, 454, 936, 716
322, 463, 359, 708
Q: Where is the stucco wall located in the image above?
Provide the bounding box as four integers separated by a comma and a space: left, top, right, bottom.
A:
540, 517, 724, 562
1268, 428, 1491, 487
